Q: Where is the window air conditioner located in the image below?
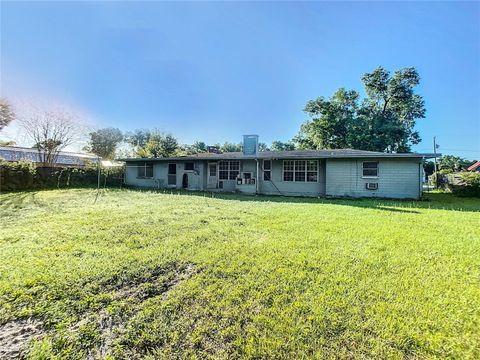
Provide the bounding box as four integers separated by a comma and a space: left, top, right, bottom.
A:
366, 182, 378, 190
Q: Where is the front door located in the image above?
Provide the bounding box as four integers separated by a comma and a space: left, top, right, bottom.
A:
207, 163, 217, 188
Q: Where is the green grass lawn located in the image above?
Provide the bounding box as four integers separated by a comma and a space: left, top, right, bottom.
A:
0, 189, 479, 359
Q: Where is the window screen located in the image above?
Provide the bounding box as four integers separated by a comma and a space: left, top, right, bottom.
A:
307, 160, 318, 182
295, 160, 306, 182
219, 161, 240, 180
363, 162, 378, 177
283, 160, 318, 182
283, 160, 294, 181
137, 162, 154, 178
263, 160, 271, 181
209, 164, 217, 176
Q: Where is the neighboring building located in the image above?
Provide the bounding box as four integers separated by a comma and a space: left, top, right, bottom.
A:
121, 135, 436, 199
467, 160, 480, 172
0, 145, 98, 167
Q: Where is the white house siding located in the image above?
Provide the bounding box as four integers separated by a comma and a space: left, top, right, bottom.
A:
125, 161, 204, 190
166, 161, 204, 190
258, 159, 326, 197
124, 162, 157, 188
124, 157, 422, 199
325, 158, 422, 199
216, 159, 256, 192
236, 160, 257, 194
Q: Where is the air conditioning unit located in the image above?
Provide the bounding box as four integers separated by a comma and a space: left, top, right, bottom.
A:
366, 182, 378, 190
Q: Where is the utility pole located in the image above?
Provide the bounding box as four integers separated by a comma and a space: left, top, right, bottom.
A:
433, 136, 438, 188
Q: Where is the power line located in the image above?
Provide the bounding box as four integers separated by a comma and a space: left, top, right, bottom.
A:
416, 148, 480, 153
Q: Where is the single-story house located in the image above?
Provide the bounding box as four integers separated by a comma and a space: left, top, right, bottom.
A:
0, 145, 98, 167
121, 135, 436, 199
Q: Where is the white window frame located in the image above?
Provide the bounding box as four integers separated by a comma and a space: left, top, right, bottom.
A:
362, 161, 379, 178
218, 160, 240, 181
137, 162, 154, 179
306, 160, 319, 182
283, 160, 318, 182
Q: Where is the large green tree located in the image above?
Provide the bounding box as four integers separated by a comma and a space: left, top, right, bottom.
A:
215, 142, 243, 153
295, 67, 426, 152
438, 155, 472, 173
84, 128, 123, 159
0, 98, 15, 131
270, 140, 296, 151
125, 129, 179, 158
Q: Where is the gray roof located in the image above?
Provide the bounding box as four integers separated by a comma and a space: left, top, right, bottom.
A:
0, 145, 98, 165
119, 149, 438, 162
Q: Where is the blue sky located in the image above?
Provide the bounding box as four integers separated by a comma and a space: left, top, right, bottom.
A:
1, 1, 479, 158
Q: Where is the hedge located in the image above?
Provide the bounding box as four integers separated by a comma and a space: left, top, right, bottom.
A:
448, 172, 480, 197
0, 160, 124, 192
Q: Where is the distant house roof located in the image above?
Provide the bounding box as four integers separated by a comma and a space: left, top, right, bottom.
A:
0, 145, 98, 166
467, 160, 480, 172
119, 149, 438, 162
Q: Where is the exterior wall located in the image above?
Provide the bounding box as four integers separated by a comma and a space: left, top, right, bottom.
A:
124, 157, 422, 199
258, 159, 326, 197
325, 158, 422, 199
124, 162, 157, 188
235, 159, 257, 194
124, 161, 204, 190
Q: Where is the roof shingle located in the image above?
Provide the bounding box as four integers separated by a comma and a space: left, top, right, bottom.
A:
119, 149, 437, 162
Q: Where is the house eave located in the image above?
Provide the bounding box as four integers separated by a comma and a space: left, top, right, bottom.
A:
118, 151, 439, 162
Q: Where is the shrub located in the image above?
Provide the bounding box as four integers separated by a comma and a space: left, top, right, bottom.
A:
0, 160, 124, 192
450, 172, 480, 197
0, 160, 38, 191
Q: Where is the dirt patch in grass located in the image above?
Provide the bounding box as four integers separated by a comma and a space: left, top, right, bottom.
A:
0, 262, 198, 358
70, 262, 198, 358
114, 262, 196, 302
0, 318, 45, 359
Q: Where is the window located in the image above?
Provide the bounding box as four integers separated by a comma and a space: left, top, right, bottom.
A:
295, 160, 306, 182
263, 160, 271, 181
307, 160, 318, 182
219, 161, 240, 180
168, 163, 176, 185
229, 161, 240, 180
219, 161, 228, 180
363, 161, 378, 177
185, 162, 194, 171
283, 160, 318, 182
283, 160, 294, 181
209, 163, 217, 177
137, 162, 153, 178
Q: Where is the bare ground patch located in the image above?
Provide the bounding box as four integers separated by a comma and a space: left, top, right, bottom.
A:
114, 262, 196, 302
0, 318, 45, 359
77, 262, 198, 358
1, 262, 197, 359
